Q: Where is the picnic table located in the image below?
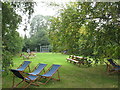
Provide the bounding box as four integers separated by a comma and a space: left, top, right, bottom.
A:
74, 56, 87, 66
66, 55, 93, 67
66, 55, 89, 67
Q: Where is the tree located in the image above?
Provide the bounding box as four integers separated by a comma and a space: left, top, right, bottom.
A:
23, 15, 51, 51
2, 2, 35, 71
77, 2, 120, 59
49, 2, 120, 60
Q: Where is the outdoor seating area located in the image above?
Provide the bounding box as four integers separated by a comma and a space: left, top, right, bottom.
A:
66, 55, 92, 67
10, 61, 62, 88
2, 1, 120, 89
2, 53, 119, 88
20, 52, 36, 59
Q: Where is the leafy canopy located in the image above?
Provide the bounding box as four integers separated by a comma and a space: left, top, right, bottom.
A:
49, 2, 120, 59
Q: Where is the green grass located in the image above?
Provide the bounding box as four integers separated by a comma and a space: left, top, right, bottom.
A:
2, 53, 119, 88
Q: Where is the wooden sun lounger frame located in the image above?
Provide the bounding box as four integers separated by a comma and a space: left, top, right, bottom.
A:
11, 69, 39, 88
105, 62, 120, 74
11, 63, 47, 88
38, 64, 62, 85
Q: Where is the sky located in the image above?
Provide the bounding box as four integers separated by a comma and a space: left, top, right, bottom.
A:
17, 0, 75, 37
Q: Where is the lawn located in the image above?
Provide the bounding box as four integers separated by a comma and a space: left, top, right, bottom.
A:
2, 53, 119, 88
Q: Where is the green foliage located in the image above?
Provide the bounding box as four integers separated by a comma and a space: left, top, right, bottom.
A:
2, 2, 35, 71
2, 50, 13, 71
49, 2, 120, 60
23, 15, 51, 51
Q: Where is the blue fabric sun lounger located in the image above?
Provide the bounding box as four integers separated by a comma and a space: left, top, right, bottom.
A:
10, 69, 39, 88
28, 63, 47, 75
38, 64, 62, 85
108, 59, 120, 68
106, 59, 120, 74
16, 61, 31, 72
41, 64, 61, 77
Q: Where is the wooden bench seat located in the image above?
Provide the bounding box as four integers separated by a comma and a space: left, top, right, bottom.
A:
66, 55, 88, 67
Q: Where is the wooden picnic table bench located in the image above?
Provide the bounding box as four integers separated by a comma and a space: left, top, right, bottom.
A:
66, 55, 88, 67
